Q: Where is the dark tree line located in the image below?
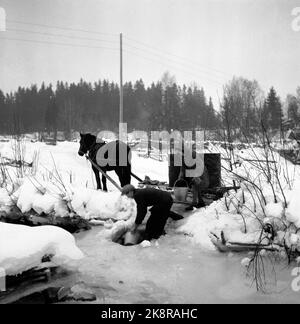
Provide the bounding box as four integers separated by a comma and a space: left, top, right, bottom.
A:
0, 78, 220, 136
0, 76, 287, 139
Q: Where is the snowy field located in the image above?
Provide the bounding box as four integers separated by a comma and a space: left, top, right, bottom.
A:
1, 136, 300, 303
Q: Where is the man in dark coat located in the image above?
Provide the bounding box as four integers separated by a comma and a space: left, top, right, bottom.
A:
178, 163, 210, 211
122, 185, 173, 241
177, 145, 210, 211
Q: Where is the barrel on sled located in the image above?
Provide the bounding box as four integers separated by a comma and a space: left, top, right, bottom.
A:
168, 153, 221, 188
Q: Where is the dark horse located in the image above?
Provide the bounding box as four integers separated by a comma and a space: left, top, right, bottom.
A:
78, 133, 131, 191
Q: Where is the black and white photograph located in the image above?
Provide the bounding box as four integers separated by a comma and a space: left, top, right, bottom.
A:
1, 0, 300, 308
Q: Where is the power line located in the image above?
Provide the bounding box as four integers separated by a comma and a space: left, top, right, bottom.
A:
5, 21, 232, 81
6, 27, 227, 84
7, 28, 119, 45
7, 19, 118, 37
0, 36, 119, 51
2, 23, 226, 89
124, 35, 232, 78
125, 35, 231, 78
0, 36, 223, 87
123, 41, 227, 85
123, 48, 224, 87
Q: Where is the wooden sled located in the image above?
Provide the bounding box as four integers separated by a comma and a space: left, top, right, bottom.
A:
210, 231, 281, 253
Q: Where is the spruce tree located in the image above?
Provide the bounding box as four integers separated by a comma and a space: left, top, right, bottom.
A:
265, 87, 283, 130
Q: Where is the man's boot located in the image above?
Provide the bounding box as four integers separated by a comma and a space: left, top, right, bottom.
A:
195, 197, 206, 209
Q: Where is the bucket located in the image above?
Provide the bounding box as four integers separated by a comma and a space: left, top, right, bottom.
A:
173, 179, 189, 202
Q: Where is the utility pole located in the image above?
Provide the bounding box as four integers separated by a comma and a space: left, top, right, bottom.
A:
119, 33, 123, 125
0, 7, 6, 32
119, 33, 127, 164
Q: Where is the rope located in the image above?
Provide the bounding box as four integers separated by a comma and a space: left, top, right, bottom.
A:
85, 154, 122, 192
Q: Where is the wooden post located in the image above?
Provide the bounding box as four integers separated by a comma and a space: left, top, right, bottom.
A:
148, 131, 151, 157
170, 137, 174, 155
159, 138, 163, 161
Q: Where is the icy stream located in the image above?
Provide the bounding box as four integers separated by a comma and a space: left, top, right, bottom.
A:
72, 228, 300, 304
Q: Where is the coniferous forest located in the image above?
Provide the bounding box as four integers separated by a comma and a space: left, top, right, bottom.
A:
0, 78, 220, 136
0, 75, 292, 138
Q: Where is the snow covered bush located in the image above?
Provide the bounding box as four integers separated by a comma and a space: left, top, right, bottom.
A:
177, 137, 300, 260
286, 180, 300, 227
15, 177, 69, 217
67, 187, 137, 221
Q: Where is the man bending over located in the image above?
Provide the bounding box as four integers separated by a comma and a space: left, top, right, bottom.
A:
122, 185, 173, 241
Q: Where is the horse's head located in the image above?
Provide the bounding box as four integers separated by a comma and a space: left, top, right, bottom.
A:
78, 133, 96, 156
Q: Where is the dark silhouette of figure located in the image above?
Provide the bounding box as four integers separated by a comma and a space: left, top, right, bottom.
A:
122, 185, 174, 241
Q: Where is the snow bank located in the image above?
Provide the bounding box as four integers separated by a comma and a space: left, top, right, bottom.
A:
0, 188, 14, 213
175, 199, 259, 250
175, 147, 300, 250
265, 202, 285, 219
12, 177, 137, 222
68, 188, 137, 221
0, 222, 84, 276
15, 178, 68, 217
286, 180, 300, 227
176, 187, 286, 250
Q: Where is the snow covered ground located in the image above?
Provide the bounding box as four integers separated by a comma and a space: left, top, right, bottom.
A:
1, 137, 300, 251
1, 136, 300, 299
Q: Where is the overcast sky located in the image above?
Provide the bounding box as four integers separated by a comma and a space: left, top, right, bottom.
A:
0, 0, 300, 109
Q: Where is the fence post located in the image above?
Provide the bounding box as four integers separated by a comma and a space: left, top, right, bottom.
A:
0, 267, 6, 292
147, 131, 151, 158
159, 138, 163, 161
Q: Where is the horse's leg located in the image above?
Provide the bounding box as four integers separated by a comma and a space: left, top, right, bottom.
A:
126, 164, 132, 184
122, 165, 131, 186
92, 166, 102, 190
115, 168, 124, 187
116, 167, 131, 187
102, 170, 108, 191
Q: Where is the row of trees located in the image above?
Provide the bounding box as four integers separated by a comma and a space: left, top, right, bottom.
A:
0, 76, 220, 135
0, 73, 293, 137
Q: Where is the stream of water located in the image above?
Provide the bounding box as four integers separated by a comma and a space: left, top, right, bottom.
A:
72, 228, 300, 304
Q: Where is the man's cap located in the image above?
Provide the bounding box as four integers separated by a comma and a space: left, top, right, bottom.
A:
121, 184, 136, 195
